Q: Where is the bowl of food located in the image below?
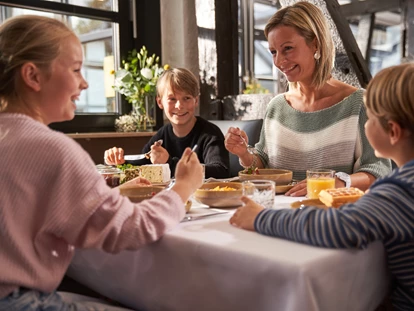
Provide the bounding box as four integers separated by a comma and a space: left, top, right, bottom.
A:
194, 182, 243, 208
238, 168, 293, 185
119, 185, 165, 203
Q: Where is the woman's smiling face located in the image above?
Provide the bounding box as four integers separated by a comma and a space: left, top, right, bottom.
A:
267, 25, 317, 85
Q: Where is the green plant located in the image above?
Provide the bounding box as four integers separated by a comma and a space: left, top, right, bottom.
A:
113, 46, 169, 131
113, 46, 167, 113
242, 76, 270, 94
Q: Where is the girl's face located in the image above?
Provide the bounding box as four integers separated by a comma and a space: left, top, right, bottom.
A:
365, 108, 392, 159
267, 25, 317, 85
38, 35, 88, 124
157, 88, 198, 126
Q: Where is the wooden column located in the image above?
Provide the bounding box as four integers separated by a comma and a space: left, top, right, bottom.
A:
195, 0, 238, 119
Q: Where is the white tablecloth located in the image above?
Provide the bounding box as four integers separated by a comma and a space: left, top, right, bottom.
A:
67, 196, 389, 311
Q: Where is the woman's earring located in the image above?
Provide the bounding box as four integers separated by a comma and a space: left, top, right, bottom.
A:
314, 51, 321, 60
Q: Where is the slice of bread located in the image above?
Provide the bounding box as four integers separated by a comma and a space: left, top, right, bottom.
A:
318, 187, 364, 208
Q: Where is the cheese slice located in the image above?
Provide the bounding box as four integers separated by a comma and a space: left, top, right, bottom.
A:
139, 164, 171, 183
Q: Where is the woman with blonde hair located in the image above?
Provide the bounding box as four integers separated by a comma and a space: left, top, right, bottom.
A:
225, 1, 391, 196
231, 62, 414, 311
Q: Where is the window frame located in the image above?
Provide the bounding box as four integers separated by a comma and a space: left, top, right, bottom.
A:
0, 0, 135, 133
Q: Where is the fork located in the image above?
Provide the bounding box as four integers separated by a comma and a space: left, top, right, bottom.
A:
144, 139, 163, 159
239, 135, 255, 155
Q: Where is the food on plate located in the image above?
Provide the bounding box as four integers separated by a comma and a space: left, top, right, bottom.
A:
115, 163, 171, 184
185, 200, 192, 212
318, 187, 365, 208
139, 164, 171, 183
241, 166, 260, 175
96, 165, 122, 188
210, 186, 237, 191
124, 167, 141, 181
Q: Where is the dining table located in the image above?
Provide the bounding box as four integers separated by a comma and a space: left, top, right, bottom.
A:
67, 194, 390, 311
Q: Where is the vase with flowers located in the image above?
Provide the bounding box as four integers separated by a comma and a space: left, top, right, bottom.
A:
113, 46, 168, 132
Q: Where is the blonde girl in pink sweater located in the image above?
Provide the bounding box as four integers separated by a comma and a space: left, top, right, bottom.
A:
0, 15, 203, 310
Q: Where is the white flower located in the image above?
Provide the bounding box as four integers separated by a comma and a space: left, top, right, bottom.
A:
140, 68, 153, 80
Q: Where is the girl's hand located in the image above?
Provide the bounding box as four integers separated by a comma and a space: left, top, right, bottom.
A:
104, 147, 125, 165
285, 179, 307, 197
229, 196, 264, 231
118, 177, 152, 189
172, 148, 204, 202
224, 127, 250, 157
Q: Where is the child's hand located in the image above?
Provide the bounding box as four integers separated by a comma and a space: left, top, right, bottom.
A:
119, 177, 152, 189
285, 179, 306, 197
104, 147, 125, 165
172, 148, 204, 202
229, 196, 264, 231
149, 145, 169, 164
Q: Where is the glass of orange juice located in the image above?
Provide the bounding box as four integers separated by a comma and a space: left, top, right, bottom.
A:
306, 169, 336, 199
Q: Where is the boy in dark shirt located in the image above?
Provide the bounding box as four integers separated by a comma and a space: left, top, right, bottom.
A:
105, 68, 229, 178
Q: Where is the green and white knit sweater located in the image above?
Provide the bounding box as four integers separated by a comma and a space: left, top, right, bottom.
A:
255, 89, 391, 180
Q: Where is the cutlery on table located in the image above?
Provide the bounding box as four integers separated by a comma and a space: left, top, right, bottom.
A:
124, 139, 163, 161
181, 211, 229, 222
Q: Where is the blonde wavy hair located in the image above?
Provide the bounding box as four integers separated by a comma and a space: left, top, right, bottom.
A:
157, 68, 200, 98
0, 15, 74, 111
365, 63, 414, 133
264, 1, 334, 89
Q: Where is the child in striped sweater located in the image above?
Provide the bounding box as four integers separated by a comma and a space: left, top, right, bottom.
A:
230, 63, 414, 311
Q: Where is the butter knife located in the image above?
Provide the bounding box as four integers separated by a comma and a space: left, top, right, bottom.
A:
181, 211, 229, 222
124, 139, 163, 161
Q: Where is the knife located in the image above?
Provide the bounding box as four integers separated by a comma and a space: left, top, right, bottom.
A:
124, 139, 163, 161
181, 211, 229, 222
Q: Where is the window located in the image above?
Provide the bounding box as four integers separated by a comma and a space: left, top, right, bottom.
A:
239, 0, 279, 94
338, 0, 402, 76
0, 0, 134, 132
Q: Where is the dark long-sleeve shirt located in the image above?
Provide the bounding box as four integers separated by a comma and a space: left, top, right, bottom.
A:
255, 159, 414, 311
128, 117, 230, 178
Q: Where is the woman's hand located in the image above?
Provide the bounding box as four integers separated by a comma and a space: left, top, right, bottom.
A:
229, 196, 264, 231
104, 147, 125, 165
224, 127, 250, 157
285, 179, 307, 197
172, 148, 204, 203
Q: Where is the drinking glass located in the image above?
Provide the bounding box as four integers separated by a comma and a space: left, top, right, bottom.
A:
242, 180, 275, 208
306, 169, 335, 199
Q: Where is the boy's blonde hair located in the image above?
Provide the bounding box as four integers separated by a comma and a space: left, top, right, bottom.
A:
365, 63, 414, 133
264, 1, 334, 89
157, 68, 200, 98
0, 15, 74, 111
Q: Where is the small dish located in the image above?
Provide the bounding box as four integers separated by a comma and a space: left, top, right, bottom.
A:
290, 199, 327, 209
194, 182, 243, 208
238, 169, 293, 185
119, 186, 165, 203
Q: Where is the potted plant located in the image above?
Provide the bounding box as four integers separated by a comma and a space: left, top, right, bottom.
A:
113, 46, 168, 131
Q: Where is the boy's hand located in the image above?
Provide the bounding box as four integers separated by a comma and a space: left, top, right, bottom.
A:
230, 196, 264, 231
172, 148, 204, 202
149, 145, 169, 164
104, 147, 125, 165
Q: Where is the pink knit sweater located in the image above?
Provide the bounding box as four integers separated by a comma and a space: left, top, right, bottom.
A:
0, 113, 185, 298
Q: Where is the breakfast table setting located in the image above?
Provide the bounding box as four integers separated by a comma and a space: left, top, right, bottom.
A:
67, 169, 390, 311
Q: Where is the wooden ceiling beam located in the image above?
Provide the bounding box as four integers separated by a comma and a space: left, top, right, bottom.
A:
341, 0, 402, 18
